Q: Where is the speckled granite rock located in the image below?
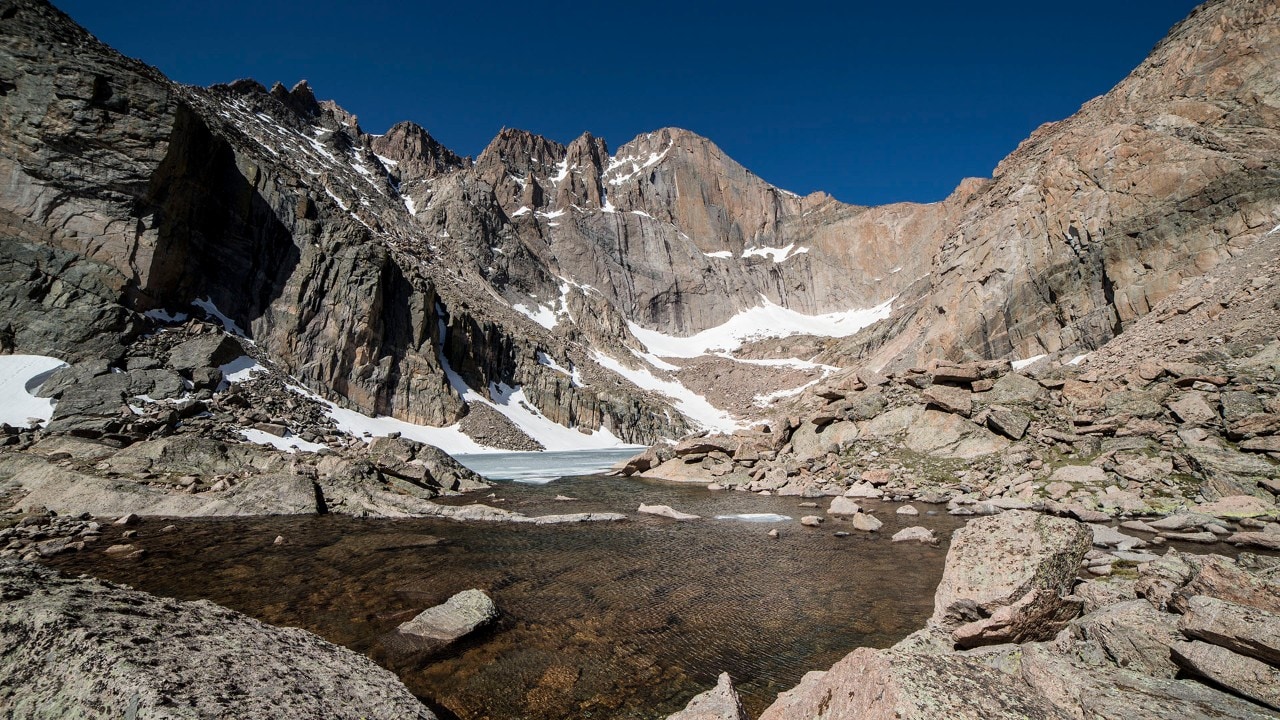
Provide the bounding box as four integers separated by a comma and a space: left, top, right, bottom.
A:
0, 561, 435, 719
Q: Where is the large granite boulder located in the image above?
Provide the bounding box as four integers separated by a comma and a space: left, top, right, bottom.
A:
757, 647, 1066, 720
0, 561, 435, 719
932, 511, 1091, 648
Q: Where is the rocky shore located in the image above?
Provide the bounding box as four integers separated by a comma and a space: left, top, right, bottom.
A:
668, 510, 1280, 719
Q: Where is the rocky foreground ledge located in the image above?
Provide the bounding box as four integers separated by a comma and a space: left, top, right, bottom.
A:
0, 561, 436, 719
670, 510, 1280, 720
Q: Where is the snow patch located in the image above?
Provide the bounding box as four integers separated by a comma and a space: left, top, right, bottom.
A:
144, 309, 189, 323
723, 354, 839, 372
511, 205, 532, 217
628, 297, 894, 358
537, 209, 566, 219
239, 428, 327, 454
219, 356, 267, 384
551, 159, 570, 184
537, 351, 583, 387
374, 154, 398, 168
703, 250, 733, 259
753, 379, 821, 408
742, 244, 809, 262
404, 196, 418, 215
513, 303, 558, 330
1011, 354, 1048, 371
0, 355, 67, 427
192, 297, 246, 337
1068, 353, 1091, 366
442, 357, 633, 451
591, 351, 739, 433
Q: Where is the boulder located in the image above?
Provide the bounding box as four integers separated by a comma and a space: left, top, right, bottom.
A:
638, 504, 700, 521
1149, 513, 1215, 531
842, 389, 887, 421
843, 482, 883, 498
1197, 495, 1275, 519
1019, 641, 1269, 720
897, 504, 919, 515
986, 373, 1044, 405
1069, 600, 1182, 678
757, 647, 1065, 720
1179, 595, 1280, 666
1168, 392, 1220, 426
932, 511, 1091, 647
986, 407, 1030, 440
827, 496, 861, 516
673, 435, 738, 457
922, 384, 973, 417
850, 512, 883, 532
1225, 532, 1280, 550
665, 672, 747, 720
397, 589, 498, 646
904, 410, 1009, 459
1091, 525, 1145, 551
1177, 555, 1280, 614
167, 334, 244, 374
800, 516, 823, 527
892, 526, 936, 544
1046, 465, 1107, 486
1170, 641, 1280, 710
1240, 436, 1280, 453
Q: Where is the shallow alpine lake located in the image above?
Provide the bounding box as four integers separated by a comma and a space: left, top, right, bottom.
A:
48, 450, 966, 720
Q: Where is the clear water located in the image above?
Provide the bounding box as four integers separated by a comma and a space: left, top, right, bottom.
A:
47, 455, 965, 720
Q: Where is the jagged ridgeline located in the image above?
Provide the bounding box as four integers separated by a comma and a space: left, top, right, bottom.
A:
2, 0, 1279, 451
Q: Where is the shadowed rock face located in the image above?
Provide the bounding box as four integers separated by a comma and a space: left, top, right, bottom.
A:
0, 0, 687, 443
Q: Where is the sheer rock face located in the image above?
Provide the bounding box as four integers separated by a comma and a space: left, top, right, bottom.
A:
0, 561, 437, 720
845, 0, 1280, 371
472, 124, 953, 335
0, 0, 685, 443
3, 0, 1279, 447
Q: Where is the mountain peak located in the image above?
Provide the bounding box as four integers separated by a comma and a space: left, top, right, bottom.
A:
371, 121, 466, 180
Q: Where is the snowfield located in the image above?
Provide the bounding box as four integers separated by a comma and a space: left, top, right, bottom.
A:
0, 355, 68, 428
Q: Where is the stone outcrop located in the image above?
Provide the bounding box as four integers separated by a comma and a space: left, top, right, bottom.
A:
665, 672, 747, 720
0, 561, 436, 719
758, 511, 1280, 720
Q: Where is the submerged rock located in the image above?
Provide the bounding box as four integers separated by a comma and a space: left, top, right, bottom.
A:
638, 503, 700, 521
398, 589, 498, 646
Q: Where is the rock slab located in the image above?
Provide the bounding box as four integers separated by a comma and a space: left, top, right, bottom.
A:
0, 561, 435, 720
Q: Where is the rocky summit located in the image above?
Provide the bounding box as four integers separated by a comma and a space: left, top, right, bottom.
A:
1, 0, 1280, 717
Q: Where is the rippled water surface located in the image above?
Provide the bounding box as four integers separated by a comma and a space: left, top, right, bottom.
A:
49, 461, 965, 719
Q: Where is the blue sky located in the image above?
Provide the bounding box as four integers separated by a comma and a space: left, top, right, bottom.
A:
55, 1, 1201, 205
